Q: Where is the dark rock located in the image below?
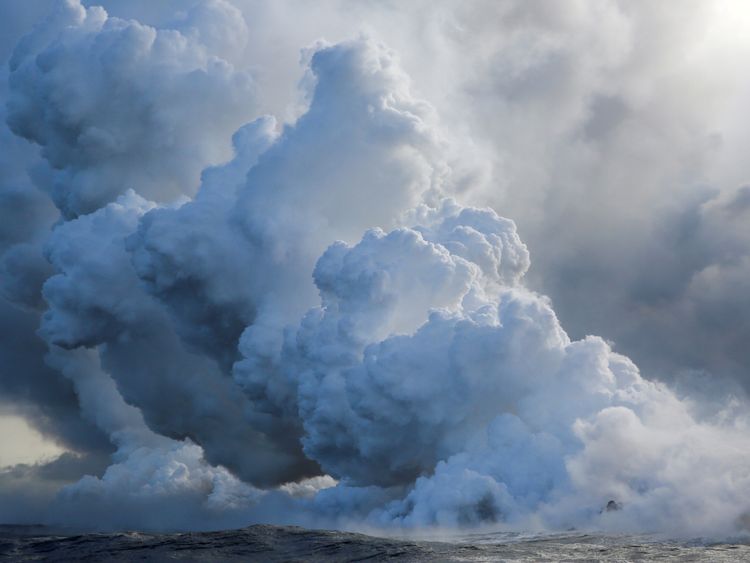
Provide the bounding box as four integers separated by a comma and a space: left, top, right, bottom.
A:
605, 500, 622, 512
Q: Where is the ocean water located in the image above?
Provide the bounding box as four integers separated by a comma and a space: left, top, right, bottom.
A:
2, 524, 749, 561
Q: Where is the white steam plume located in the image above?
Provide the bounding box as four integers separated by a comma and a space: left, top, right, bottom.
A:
1, 0, 750, 538
6, 0, 255, 218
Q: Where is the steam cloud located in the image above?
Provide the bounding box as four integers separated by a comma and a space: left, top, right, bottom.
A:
2, 0, 750, 537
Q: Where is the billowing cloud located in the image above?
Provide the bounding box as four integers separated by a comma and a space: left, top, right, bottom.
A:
284, 202, 750, 535
40, 190, 316, 486
129, 37, 454, 418
6, 0, 255, 218
1, 0, 750, 538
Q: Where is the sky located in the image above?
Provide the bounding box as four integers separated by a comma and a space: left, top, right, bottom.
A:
0, 411, 64, 467
1, 0, 750, 535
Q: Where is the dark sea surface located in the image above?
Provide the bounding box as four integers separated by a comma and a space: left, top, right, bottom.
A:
2, 524, 750, 561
